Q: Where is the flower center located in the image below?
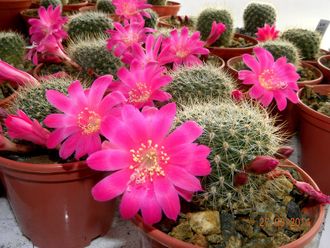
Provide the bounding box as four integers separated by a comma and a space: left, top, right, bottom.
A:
77, 107, 101, 135
258, 69, 288, 90
176, 48, 189, 58
129, 140, 170, 185
123, 31, 140, 46
128, 82, 151, 104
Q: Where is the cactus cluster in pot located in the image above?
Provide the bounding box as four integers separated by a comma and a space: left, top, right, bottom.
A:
40, 0, 63, 8
96, 0, 115, 14
0, 32, 26, 69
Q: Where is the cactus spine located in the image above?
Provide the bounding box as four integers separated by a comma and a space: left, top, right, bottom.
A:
0, 32, 26, 69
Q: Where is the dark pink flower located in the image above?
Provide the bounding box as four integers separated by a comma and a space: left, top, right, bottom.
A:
44, 76, 126, 159
231, 89, 244, 102
256, 24, 279, 42
87, 103, 211, 224
238, 47, 300, 111
205, 21, 226, 47
234, 171, 249, 187
112, 0, 151, 21
274, 146, 294, 159
295, 181, 330, 204
246, 155, 279, 174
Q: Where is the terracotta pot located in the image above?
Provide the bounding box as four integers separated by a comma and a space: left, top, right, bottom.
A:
0, 156, 115, 248
317, 54, 330, 82
208, 33, 258, 61
297, 85, 330, 194
299, 62, 323, 88
132, 161, 325, 248
63, 0, 88, 11
150, 1, 180, 17
303, 49, 330, 68
79, 5, 95, 12
0, 0, 32, 31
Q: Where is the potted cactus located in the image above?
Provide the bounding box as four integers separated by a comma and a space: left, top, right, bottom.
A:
148, 0, 180, 17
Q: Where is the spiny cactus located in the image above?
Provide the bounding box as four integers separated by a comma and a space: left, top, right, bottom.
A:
243, 2, 276, 34
260, 40, 301, 67
9, 77, 75, 122
196, 8, 234, 47
167, 64, 236, 103
144, 9, 158, 29
281, 29, 321, 60
68, 37, 122, 76
176, 100, 283, 211
40, 0, 63, 8
147, 0, 167, 5
96, 0, 115, 14
68, 12, 113, 40
0, 32, 26, 69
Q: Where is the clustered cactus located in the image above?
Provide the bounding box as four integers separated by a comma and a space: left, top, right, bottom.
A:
196, 8, 234, 47
176, 100, 283, 211
243, 2, 277, 34
96, 0, 115, 14
68, 37, 122, 76
144, 9, 158, 29
147, 0, 167, 5
67, 12, 113, 40
167, 64, 236, 103
0, 32, 26, 69
40, 0, 63, 8
281, 28, 321, 60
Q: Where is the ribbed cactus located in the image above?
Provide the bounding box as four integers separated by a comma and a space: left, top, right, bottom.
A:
0, 32, 26, 69
243, 2, 276, 34
196, 8, 234, 47
96, 0, 115, 14
68, 37, 122, 76
281, 29, 321, 60
68, 12, 113, 40
40, 0, 63, 8
144, 9, 158, 29
147, 0, 167, 5
9, 77, 74, 122
260, 40, 301, 67
176, 100, 283, 211
167, 64, 236, 102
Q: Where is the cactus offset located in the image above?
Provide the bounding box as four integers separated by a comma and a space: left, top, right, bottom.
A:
96, 0, 115, 14
0, 32, 26, 69
144, 9, 158, 28
196, 8, 234, 47
40, 0, 63, 8
281, 29, 321, 60
147, 0, 167, 5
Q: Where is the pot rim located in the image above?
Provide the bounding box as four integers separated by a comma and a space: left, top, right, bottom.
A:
151, 1, 181, 7
317, 54, 330, 72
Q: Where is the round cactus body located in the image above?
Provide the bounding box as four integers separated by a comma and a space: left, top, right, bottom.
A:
281, 28, 321, 60
243, 2, 276, 34
68, 12, 113, 40
196, 8, 234, 47
144, 9, 158, 29
147, 0, 167, 5
40, 0, 63, 8
96, 0, 115, 14
0, 32, 26, 69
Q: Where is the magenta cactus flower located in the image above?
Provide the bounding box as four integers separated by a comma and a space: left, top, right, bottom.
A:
205, 21, 226, 47
114, 61, 172, 108
44, 76, 126, 159
238, 47, 300, 111
87, 103, 211, 224
158, 27, 209, 68
256, 24, 280, 42
112, 0, 151, 21
5, 110, 50, 146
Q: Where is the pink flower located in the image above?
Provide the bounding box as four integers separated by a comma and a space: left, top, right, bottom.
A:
112, 0, 151, 21
158, 27, 209, 68
44, 76, 126, 159
0, 60, 39, 86
114, 61, 172, 108
205, 21, 226, 47
87, 103, 211, 224
294, 181, 330, 204
238, 47, 300, 111
5, 110, 50, 146
256, 24, 280, 42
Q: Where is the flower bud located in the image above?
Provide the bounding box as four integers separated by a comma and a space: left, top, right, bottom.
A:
294, 181, 330, 204
246, 156, 279, 174
234, 171, 249, 187
274, 146, 294, 159
231, 89, 244, 102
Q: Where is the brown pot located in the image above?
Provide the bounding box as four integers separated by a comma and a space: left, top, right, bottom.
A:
317, 54, 330, 82
297, 85, 330, 194
208, 33, 258, 61
79, 5, 95, 12
0, 157, 115, 248
0, 0, 32, 31
20, 8, 38, 27
150, 1, 180, 17
132, 161, 325, 248
63, 0, 88, 11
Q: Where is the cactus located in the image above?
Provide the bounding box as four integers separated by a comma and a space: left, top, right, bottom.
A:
281, 29, 321, 60
0, 32, 26, 69
147, 0, 167, 5
96, 0, 115, 14
61, 0, 69, 5
176, 100, 283, 211
196, 8, 234, 47
243, 2, 276, 34
9, 77, 75, 122
260, 40, 301, 67
167, 64, 236, 103
144, 9, 158, 29
40, 0, 63, 8
68, 37, 122, 76
67, 12, 113, 40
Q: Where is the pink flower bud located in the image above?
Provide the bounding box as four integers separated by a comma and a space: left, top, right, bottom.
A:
294, 181, 330, 204
234, 171, 249, 187
246, 156, 279, 174
205, 21, 226, 47
231, 89, 244, 102
274, 146, 294, 159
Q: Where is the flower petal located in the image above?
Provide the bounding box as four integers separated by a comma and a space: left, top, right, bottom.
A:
165, 165, 202, 192
87, 149, 131, 171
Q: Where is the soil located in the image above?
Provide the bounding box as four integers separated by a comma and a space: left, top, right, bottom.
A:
298, 66, 318, 82
228, 37, 254, 48
232, 60, 249, 71
301, 87, 330, 117
162, 15, 196, 29
320, 57, 330, 70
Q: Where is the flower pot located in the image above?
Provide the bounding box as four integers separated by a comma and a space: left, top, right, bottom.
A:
150, 1, 181, 17
63, 0, 88, 11
0, 0, 32, 31
157, 15, 195, 29
20, 8, 37, 27
132, 161, 325, 248
208, 33, 258, 61
79, 5, 95, 12
297, 85, 330, 194
303, 49, 330, 68
298, 62, 323, 88
0, 156, 115, 248
317, 54, 330, 82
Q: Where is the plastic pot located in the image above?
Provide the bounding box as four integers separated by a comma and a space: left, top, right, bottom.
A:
317, 54, 330, 82
297, 85, 330, 194
150, 1, 180, 17
0, 0, 32, 31
0, 157, 115, 248
132, 161, 325, 248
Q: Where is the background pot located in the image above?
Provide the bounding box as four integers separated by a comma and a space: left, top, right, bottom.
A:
132, 161, 325, 248
0, 157, 115, 248
297, 85, 330, 194
298, 62, 323, 88
150, 1, 181, 17
0, 0, 32, 31
63, 0, 88, 11
317, 54, 330, 82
